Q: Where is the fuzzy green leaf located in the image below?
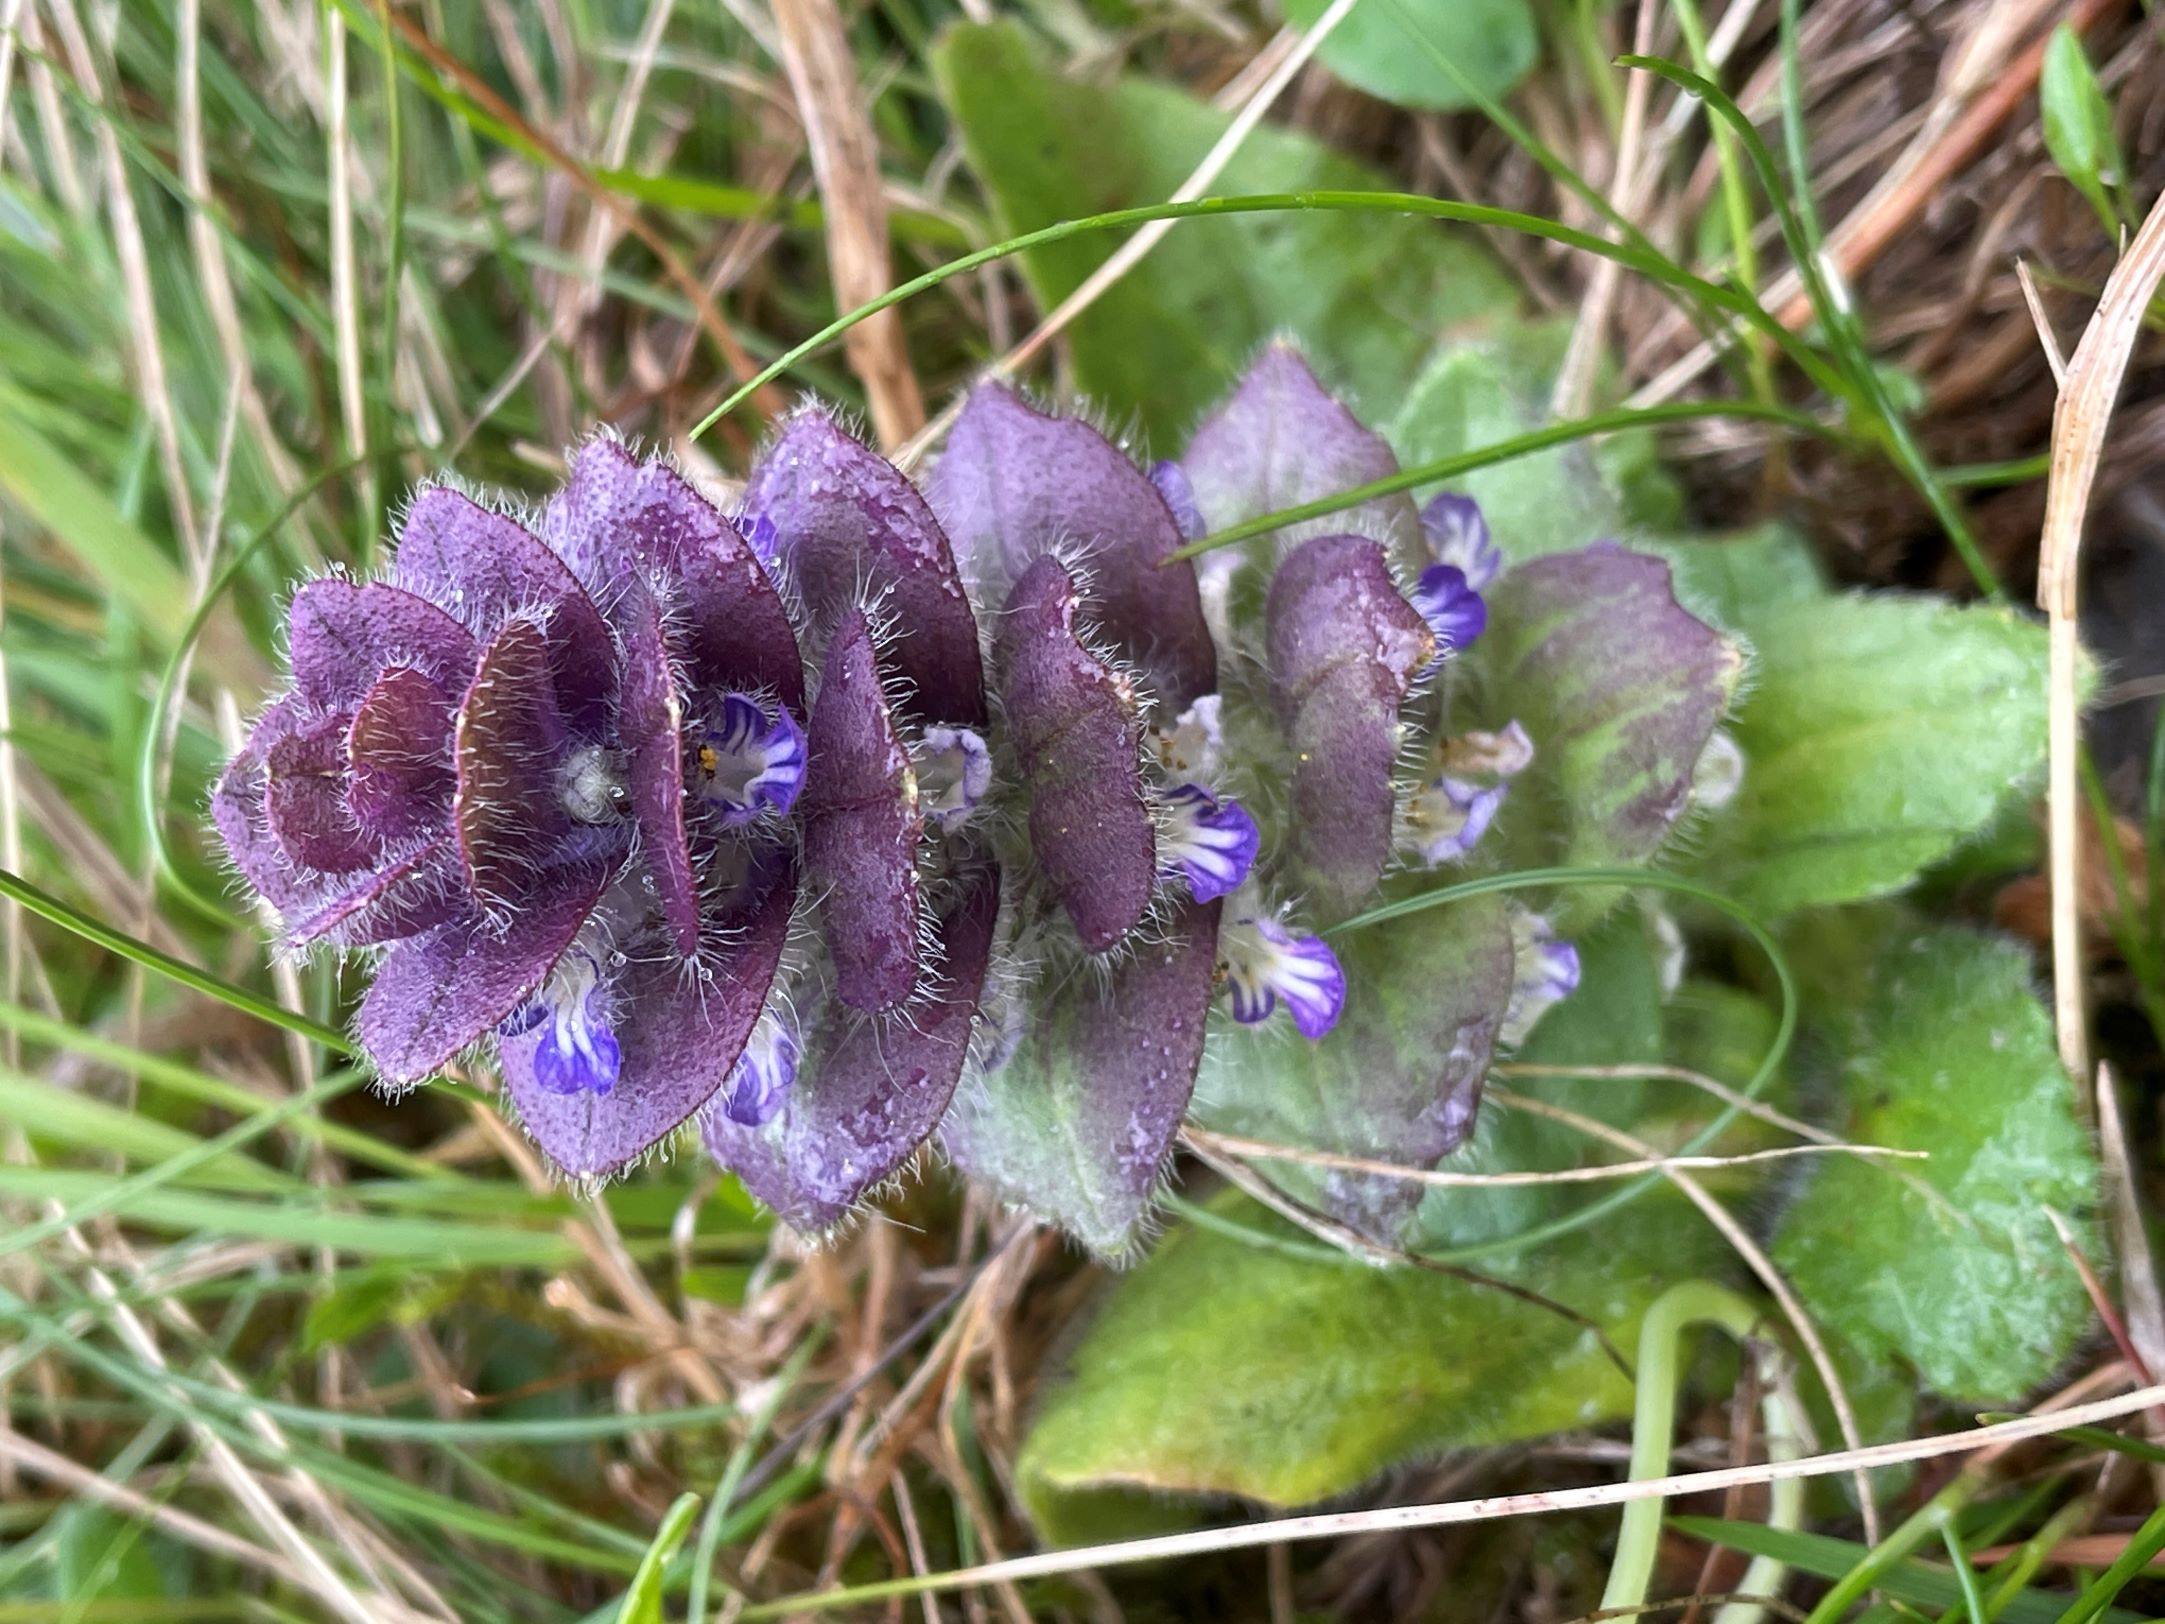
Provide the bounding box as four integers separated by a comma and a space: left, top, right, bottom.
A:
931, 22, 1517, 446
1279, 0, 1536, 112
1696, 596, 2051, 917
1769, 925, 2094, 1398
1017, 1189, 1728, 1536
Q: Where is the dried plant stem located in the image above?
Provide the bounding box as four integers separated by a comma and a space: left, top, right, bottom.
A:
2039, 183, 2165, 1090
737, 1379, 2165, 1616
1491, 1087, 1878, 1539
773, 0, 925, 445
1184, 1124, 1921, 1188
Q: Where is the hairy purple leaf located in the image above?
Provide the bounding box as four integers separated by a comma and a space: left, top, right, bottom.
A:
801, 609, 924, 1011
744, 407, 986, 725
996, 556, 1156, 953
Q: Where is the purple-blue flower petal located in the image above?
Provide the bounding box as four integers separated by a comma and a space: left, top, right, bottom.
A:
801, 609, 925, 1012
1410, 563, 1487, 657
692, 694, 806, 826
915, 726, 991, 830
742, 407, 986, 726
927, 382, 1217, 710
1419, 493, 1500, 590
1158, 783, 1259, 903
1220, 915, 1346, 1039
1265, 534, 1435, 918
996, 555, 1156, 953
1403, 776, 1506, 866
717, 1015, 800, 1128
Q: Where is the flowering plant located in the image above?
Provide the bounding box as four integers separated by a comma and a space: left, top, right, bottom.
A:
216, 344, 1739, 1255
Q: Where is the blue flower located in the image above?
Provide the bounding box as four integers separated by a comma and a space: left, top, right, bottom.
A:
720, 1014, 800, 1127
1403, 776, 1506, 866
694, 694, 806, 826
1420, 493, 1500, 590
1502, 906, 1581, 1045
1159, 783, 1260, 902
502, 949, 622, 1097
1411, 564, 1487, 661
915, 725, 993, 829
1221, 915, 1346, 1039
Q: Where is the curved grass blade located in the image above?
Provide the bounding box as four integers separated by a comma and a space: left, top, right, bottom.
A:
1174, 399, 1834, 559
0, 865, 349, 1052
691, 191, 1852, 440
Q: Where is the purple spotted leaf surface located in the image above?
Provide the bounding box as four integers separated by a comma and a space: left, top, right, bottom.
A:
1193, 893, 1517, 1243
744, 407, 986, 725
1265, 535, 1434, 921
347, 667, 455, 843
996, 556, 1156, 954
288, 580, 477, 709
703, 859, 1000, 1231
943, 898, 1223, 1257
1181, 344, 1421, 565
1469, 544, 1742, 924
614, 587, 702, 958
500, 859, 798, 1178
926, 382, 1217, 710
801, 610, 926, 1011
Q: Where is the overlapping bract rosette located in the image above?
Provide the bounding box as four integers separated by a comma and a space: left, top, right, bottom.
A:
215, 342, 1741, 1256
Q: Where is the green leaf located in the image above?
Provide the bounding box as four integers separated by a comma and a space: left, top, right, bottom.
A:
1667, 1517, 2143, 1624
1657, 521, 1827, 629
1696, 596, 2052, 917
1279, 0, 1536, 112
1770, 925, 2095, 1398
2040, 25, 2126, 231
617, 1492, 701, 1624
931, 22, 1518, 445
1017, 1188, 1729, 1536
1467, 545, 1743, 926
1387, 321, 1677, 561
1192, 894, 1516, 1244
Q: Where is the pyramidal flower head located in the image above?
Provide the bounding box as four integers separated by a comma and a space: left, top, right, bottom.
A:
218, 344, 1741, 1257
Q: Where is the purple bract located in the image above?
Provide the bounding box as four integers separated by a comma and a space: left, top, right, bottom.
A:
217, 347, 1739, 1254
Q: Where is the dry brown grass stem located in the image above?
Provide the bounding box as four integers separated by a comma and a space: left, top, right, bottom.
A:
747, 1377, 2165, 1612
1184, 1123, 1922, 1188
774, 0, 926, 445
382, 8, 785, 434
2039, 178, 2165, 1087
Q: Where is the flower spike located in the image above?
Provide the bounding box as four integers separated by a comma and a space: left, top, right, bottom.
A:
214, 344, 1737, 1252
